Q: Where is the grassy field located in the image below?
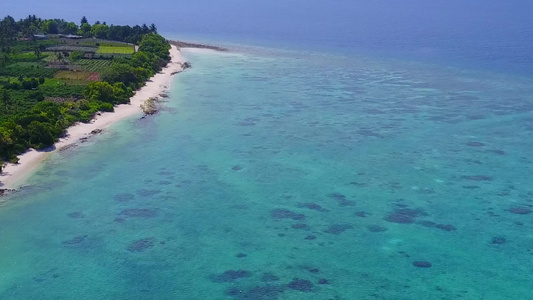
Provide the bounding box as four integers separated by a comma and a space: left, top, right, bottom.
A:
97, 45, 135, 54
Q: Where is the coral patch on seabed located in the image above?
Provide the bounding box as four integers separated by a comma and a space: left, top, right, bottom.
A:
384, 208, 426, 224
367, 225, 387, 232
114, 193, 135, 202
324, 224, 354, 235
226, 285, 285, 300
271, 209, 305, 220
287, 278, 314, 291
417, 220, 437, 228
291, 223, 310, 230
119, 208, 157, 218
261, 272, 280, 282
329, 193, 356, 206
412, 261, 432, 268
466, 142, 485, 147
136, 189, 162, 197
461, 175, 493, 181
211, 270, 252, 283
435, 224, 457, 231
67, 212, 85, 218
491, 236, 506, 244
354, 211, 370, 217
127, 238, 156, 252
62, 235, 86, 245
508, 207, 531, 215
298, 202, 329, 212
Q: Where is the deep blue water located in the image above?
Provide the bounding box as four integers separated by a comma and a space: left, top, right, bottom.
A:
1, 1, 533, 299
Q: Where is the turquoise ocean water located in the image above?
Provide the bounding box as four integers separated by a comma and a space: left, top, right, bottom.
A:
1, 44, 533, 299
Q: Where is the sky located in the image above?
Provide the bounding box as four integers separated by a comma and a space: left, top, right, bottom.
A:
2, 0, 532, 38
2, 0, 533, 73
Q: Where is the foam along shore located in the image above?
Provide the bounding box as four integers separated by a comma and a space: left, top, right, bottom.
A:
0, 45, 185, 190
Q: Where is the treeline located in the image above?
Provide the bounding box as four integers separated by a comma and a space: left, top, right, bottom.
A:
0, 15, 158, 47
0, 16, 171, 172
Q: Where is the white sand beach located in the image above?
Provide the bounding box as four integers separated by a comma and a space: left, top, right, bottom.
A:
0, 45, 185, 189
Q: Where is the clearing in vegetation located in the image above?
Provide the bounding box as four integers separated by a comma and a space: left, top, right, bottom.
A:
97, 45, 135, 54
54, 71, 99, 83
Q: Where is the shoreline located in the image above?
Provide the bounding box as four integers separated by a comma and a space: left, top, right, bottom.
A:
0, 45, 185, 190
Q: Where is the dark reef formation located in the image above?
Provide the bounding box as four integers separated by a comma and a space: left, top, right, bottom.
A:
466, 142, 485, 147
384, 208, 426, 224
329, 193, 356, 206
298, 202, 329, 212
491, 236, 506, 244
62, 235, 86, 245
324, 224, 354, 235
412, 261, 432, 268
508, 207, 531, 215
127, 238, 156, 252
136, 189, 161, 197
211, 270, 252, 283
67, 212, 85, 218
271, 209, 305, 220
461, 175, 493, 181
367, 225, 387, 232
355, 211, 370, 217
287, 278, 314, 292
291, 223, 310, 230
119, 208, 157, 218
114, 193, 135, 202
261, 273, 280, 282
226, 285, 285, 300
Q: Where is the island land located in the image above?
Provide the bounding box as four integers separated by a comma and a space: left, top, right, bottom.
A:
0, 16, 186, 190
0, 46, 184, 189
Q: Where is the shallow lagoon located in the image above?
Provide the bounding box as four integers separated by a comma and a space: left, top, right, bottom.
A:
1, 47, 532, 299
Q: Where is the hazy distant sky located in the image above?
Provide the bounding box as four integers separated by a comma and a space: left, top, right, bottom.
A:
2, 0, 532, 38
2, 0, 533, 73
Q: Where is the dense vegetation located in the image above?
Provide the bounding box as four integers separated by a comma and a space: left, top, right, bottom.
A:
0, 15, 171, 172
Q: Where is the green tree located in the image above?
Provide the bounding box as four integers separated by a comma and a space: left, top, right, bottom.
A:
42, 20, 58, 34
1, 88, 11, 111
81, 16, 88, 24
84, 82, 115, 103
64, 22, 78, 34
91, 24, 109, 39
0, 16, 17, 52
138, 33, 171, 61
112, 82, 131, 103
34, 44, 41, 58
101, 63, 139, 87
78, 23, 92, 37
27, 121, 55, 149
